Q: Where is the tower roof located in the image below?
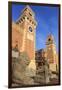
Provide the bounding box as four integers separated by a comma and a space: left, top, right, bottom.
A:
22, 5, 35, 16
47, 34, 54, 40
16, 5, 37, 26
46, 34, 55, 45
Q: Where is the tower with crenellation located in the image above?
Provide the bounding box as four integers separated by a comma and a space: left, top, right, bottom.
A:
12, 5, 37, 76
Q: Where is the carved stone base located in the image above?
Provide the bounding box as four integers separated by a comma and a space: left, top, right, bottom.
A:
25, 59, 36, 77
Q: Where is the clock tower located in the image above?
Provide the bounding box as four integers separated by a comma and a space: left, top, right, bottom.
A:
15, 5, 37, 76
46, 34, 58, 72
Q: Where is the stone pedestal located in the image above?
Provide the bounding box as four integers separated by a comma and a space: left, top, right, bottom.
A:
25, 59, 36, 77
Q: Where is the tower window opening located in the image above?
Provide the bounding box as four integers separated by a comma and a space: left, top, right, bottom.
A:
29, 12, 32, 16
24, 8, 27, 11
48, 38, 51, 41
19, 20, 21, 23
23, 17, 25, 19
27, 17, 29, 20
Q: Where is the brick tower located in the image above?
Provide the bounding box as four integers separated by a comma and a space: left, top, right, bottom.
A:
12, 5, 37, 76
46, 34, 58, 72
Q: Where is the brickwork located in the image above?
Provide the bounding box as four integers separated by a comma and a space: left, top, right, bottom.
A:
12, 5, 37, 60
46, 34, 58, 72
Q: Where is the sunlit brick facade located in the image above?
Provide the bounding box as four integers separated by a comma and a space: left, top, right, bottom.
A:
12, 5, 37, 76
12, 5, 37, 60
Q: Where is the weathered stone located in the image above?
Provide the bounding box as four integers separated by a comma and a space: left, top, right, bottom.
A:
34, 59, 50, 84
12, 51, 34, 85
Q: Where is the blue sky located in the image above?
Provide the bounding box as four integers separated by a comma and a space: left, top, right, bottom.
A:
12, 4, 59, 52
